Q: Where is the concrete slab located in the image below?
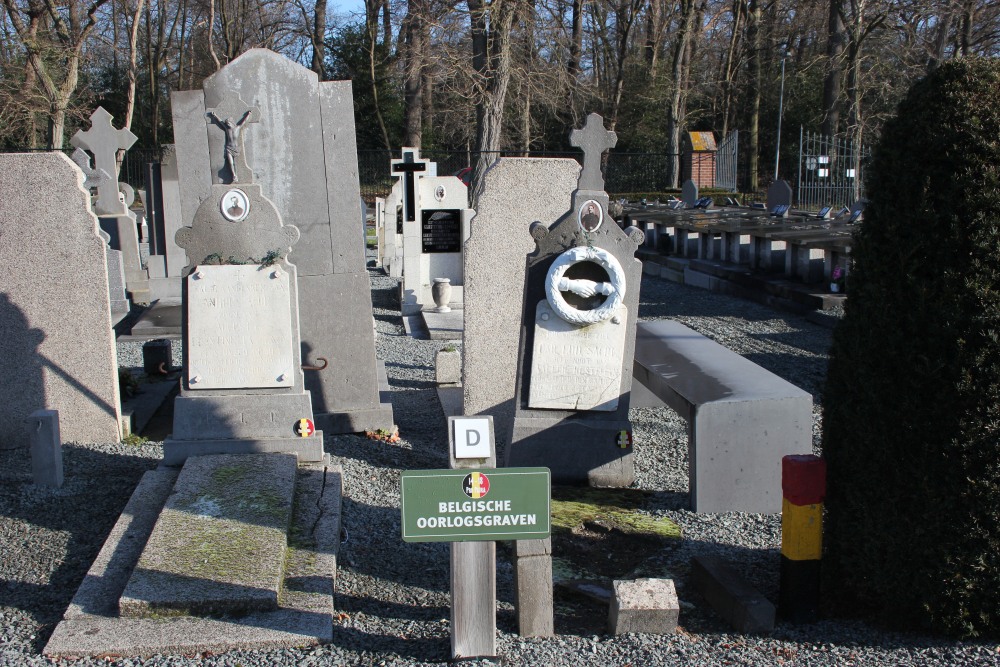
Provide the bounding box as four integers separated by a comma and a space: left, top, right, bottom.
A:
119, 453, 298, 617
608, 578, 679, 634
690, 555, 775, 633
44, 462, 342, 659
421, 308, 463, 340
130, 299, 182, 338
120, 373, 179, 437
437, 384, 463, 419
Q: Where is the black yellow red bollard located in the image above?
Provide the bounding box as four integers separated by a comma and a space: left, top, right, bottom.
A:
778, 454, 826, 622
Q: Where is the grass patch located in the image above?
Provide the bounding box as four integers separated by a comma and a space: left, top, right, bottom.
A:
551, 487, 681, 539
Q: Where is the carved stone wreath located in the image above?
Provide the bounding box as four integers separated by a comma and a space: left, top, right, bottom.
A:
544, 245, 626, 325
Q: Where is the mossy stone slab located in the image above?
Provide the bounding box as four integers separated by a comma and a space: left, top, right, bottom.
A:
119, 453, 296, 617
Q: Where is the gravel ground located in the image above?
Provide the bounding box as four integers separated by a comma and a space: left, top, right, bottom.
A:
2, 260, 999, 667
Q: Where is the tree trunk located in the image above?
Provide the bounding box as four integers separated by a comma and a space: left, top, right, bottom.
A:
312, 0, 327, 78
666, 0, 696, 188
821, 0, 845, 137
469, 0, 517, 207
719, 0, 743, 139
402, 0, 426, 146
747, 0, 761, 190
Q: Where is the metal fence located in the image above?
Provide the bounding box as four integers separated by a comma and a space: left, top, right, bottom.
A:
715, 131, 738, 192
796, 128, 871, 209
357, 149, 693, 201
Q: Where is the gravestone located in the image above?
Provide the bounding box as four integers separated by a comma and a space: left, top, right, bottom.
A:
390, 148, 472, 315
462, 158, 581, 452
506, 113, 645, 486
71, 108, 151, 305
163, 118, 324, 465
0, 152, 122, 448
142, 151, 183, 300
382, 179, 404, 277
170, 48, 393, 434
681, 179, 699, 207
767, 179, 793, 209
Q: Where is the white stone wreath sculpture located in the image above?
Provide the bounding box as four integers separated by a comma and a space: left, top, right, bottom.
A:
544, 245, 626, 325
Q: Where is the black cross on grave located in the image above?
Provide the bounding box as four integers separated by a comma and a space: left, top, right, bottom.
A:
205, 93, 260, 184
70, 107, 137, 216
570, 112, 617, 193
391, 149, 430, 223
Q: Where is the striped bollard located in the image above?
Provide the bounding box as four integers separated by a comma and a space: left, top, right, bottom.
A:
778, 454, 826, 622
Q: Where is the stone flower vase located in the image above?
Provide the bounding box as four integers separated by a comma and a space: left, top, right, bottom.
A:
432, 278, 452, 313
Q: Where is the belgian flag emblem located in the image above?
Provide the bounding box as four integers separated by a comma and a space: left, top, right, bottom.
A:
462, 472, 491, 499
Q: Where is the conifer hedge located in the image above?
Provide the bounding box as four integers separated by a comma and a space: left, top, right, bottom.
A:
822, 57, 1000, 639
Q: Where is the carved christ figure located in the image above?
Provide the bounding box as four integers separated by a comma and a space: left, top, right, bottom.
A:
207, 109, 253, 182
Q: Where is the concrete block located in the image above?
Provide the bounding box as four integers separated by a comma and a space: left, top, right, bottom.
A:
633, 320, 812, 513
683, 267, 713, 290
608, 578, 679, 635
690, 555, 775, 633
513, 553, 553, 637
436, 348, 462, 384
26, 409, 63, 488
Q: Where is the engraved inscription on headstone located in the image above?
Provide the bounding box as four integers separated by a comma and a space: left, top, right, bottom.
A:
528, 301, 627, 411
187, 265, 294, 389
422, 209, 462, 253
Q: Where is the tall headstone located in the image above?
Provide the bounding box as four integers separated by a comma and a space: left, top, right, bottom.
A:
71, 108, 150, 304
391, 149, 472, 314
681, 179, 699, 207
462, 158, 581, 452
506, 113, 645, 486
0, 153, 122, 447
170, 49, 393, 434
163, 120, 324, 465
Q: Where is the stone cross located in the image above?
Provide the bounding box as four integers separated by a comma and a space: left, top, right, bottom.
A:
570, 112, 617, 193
205, 93, 260, 184
70, 107, 137, 215
70, 148, 113, 194
391, 149, 429, 223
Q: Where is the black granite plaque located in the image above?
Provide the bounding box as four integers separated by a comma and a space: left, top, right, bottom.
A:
421, 209, 461, 253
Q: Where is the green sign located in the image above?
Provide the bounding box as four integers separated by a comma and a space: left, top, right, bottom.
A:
401, 467, 551, 543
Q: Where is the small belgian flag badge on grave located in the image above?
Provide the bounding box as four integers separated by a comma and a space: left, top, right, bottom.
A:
295, 418, 315, 438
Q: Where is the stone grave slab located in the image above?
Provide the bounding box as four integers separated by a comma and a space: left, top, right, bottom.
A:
119, 453, 296, 617
44, 462, 342, 659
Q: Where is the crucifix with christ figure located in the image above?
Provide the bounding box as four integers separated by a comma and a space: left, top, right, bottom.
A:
205, 93, 260, 184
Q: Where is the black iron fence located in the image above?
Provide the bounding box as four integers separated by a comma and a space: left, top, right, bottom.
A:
357, 149, 703, 201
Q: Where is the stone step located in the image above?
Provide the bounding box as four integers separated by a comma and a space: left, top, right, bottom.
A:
119, 452, 297, 618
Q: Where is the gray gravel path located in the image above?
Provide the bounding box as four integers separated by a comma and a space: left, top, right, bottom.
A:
1, 260, 998, 666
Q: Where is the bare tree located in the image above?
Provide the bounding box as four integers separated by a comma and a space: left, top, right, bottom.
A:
2, 0, 112, 148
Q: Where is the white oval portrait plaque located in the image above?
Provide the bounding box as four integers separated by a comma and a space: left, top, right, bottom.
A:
578, 199, 603, 233
221, 188, 250, 222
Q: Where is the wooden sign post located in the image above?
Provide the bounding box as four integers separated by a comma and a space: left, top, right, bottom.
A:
400, 416, 551, 660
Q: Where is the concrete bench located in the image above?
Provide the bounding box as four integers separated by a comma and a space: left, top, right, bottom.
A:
631, 320, 812, 513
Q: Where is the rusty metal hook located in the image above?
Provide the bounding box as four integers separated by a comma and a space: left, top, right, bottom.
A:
302, 357, 328, 371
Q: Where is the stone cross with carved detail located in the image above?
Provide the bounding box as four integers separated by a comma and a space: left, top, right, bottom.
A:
70, 148, 113, 195
205, 93, 260, 184
570, 112, 617, 193
70, 107, 137, 215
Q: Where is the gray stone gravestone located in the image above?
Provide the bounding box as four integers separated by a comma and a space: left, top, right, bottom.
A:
0, 152, 122, 448
462, 158, 580, 452
506, 113, 645, 487
163, 131, 324, 465
170, 49, 393, 434
681, 179, 699, 207
767, 179, 793, 209
71, 108, 150, 305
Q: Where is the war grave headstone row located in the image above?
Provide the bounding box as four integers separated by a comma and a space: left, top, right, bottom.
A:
171, 48, 393, 434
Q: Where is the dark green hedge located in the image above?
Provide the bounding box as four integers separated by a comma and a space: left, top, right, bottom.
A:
822, 58, 1000, 638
